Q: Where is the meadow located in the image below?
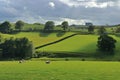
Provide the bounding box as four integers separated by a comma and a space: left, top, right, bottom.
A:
0, 23, 120, 80
37, 35, 120, 54
1, 23, 120, 60
0, 61, 120, 80
1, 31, 120, 60
0, 32, 74, 47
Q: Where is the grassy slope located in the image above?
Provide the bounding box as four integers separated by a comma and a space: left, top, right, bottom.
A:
0, 32, 74, 47
0, 61, 120, 80
37, 35, 98, 53
37, 35, 120, 55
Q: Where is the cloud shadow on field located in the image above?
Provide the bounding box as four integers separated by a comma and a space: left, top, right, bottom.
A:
56, 31, 66, 37
39, 32, 51, 37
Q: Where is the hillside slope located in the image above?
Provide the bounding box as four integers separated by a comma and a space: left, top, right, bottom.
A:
37, 35, 120, 56
0, 32, 75, 47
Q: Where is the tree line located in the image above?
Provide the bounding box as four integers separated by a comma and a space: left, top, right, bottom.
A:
0, 20, 70, 33
0, 20, 120, 34
0, 37, 34, 59
0, 20, 118, 58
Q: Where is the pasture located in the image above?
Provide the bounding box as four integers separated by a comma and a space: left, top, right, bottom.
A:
37, 35, 120, 53
0, 61, 120, 80
0, 32, 74, 47
37, 35, 98, 53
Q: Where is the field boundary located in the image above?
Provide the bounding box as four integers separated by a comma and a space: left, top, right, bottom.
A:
35, 33, 78, 49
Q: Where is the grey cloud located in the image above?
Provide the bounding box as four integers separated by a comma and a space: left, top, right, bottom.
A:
0, 0, 120, 25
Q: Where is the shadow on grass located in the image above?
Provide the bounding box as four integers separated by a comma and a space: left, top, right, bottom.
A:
94, 50, 115, 60
56, 31, 66, 37
39, 32, 51, 37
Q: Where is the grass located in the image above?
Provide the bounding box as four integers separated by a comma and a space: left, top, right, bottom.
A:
37, 35, 98, 53
0, 61, 120, 80
0, 32, 75, 47
1, 32, 120, 59
37, 35, 120, 58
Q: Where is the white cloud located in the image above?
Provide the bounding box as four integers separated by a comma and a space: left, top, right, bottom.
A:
18, 16, 90, 25
49, 2, 55, 8
85, 1, 114, 8
54, 17, 91, 25
59, 0, 114, 8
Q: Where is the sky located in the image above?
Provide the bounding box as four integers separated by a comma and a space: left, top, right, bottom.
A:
0, 0, 120, 25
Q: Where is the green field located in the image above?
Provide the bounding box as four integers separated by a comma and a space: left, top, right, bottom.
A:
37, 35, 98, 53
2, 31, 120, 59
0, 32, 74, 47
0, 61, 120, 80
1, 31, 120, 55
37, 35, 120, 53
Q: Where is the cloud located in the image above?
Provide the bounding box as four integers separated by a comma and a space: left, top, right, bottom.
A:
0, 0, 120, 25
49, 2, 55, 8
0, 0, 11, 4
55, 18, 90, 25
59, 0, 115, 8
40, 17, 91, 25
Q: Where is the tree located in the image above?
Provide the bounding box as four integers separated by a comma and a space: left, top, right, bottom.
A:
0, 21, 11, 33
44, 21, 55, 31
88, 25, 94, 33
15, 37, 34, 59
98, 26, 106, 35
1, 37, 34, 59
61, 21, 69, 31
116, 27, 120, 33
97, 34, 116, 54
15, 20, 24, 31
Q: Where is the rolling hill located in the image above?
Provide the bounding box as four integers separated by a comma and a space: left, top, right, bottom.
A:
36, 35, 120, 58
0, 32, 75, 47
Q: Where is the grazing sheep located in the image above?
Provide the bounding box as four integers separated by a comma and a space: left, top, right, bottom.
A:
19, 60, 22, 63
45, 60, 50, 64
19, 59, 25, 63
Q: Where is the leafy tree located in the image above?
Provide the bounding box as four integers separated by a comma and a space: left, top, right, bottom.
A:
15, 37, 34, 58
97, 34, 116, 54
44, 21, 55, 31
116, 27, 120, 33
1, 37, 34, 59
88, 25, 94, 33
61, 21, 69, 31
0, 21, 11, 33
98, 26, 106, 35
15, 20, 24, 31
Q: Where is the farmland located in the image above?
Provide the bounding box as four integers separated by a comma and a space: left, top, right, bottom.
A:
37, 35, 120, 55
37, 35, 98, 53
0, 32, 74, 47
1, 30, 120, 60
0, 61, 120, 80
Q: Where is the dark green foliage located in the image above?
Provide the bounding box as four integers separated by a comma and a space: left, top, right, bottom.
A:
33, 23, 41, 25
98, 26, 106, 35
61, 21, 69, 31
15, 20, 24, 30
44, 21, 55, 32
0, 37, 34, 59
116, 27, 120, 33
0, 21, 11, 33
97, 34, 116, 54
88, 25, 94, 33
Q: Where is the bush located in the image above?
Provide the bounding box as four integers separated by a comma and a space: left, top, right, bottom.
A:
97, 34, 117, 55
0, 37, 34, 59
